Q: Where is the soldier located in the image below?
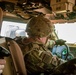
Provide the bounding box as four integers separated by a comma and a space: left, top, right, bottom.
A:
52, 39, 74, 61
16, 15, 66, 75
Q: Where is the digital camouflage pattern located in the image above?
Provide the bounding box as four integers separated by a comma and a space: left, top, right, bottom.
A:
16, 16, 76, 75
26, 15, 54, 38
16, 16, 65, 74
16, 37, 76, 75
16, 37, 64, 74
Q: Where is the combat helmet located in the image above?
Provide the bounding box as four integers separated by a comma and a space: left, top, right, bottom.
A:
26, 15, 54, 37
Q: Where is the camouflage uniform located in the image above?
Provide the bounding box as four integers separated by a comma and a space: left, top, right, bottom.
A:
46, 39, 55, 51
52, 39, 74, 60
16, 16, 64, 75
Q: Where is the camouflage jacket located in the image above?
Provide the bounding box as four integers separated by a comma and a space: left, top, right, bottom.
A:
16, 37, 63, 74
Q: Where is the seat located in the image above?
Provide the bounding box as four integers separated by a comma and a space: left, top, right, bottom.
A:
6, 38, 27, 75
0, 7, 27, 75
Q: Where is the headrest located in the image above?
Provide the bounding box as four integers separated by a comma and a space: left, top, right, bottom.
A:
55, 39, 66, 45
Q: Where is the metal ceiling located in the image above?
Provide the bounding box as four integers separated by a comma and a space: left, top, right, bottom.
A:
0, 0, 76, 24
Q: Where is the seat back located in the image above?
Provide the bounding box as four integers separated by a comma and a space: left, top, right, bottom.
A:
6, 38, 27, 75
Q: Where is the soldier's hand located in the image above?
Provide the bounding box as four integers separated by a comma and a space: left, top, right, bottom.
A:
0, 59, 6, 74
51, 55, 60, 66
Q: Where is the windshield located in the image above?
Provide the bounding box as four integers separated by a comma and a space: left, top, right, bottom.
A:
54, 22, 76, 44
1, 21, 27, 39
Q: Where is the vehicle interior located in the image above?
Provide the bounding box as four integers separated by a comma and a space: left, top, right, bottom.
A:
0, 0, 76, 75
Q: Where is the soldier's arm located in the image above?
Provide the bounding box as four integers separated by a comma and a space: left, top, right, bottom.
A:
24, 43, 65, 73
